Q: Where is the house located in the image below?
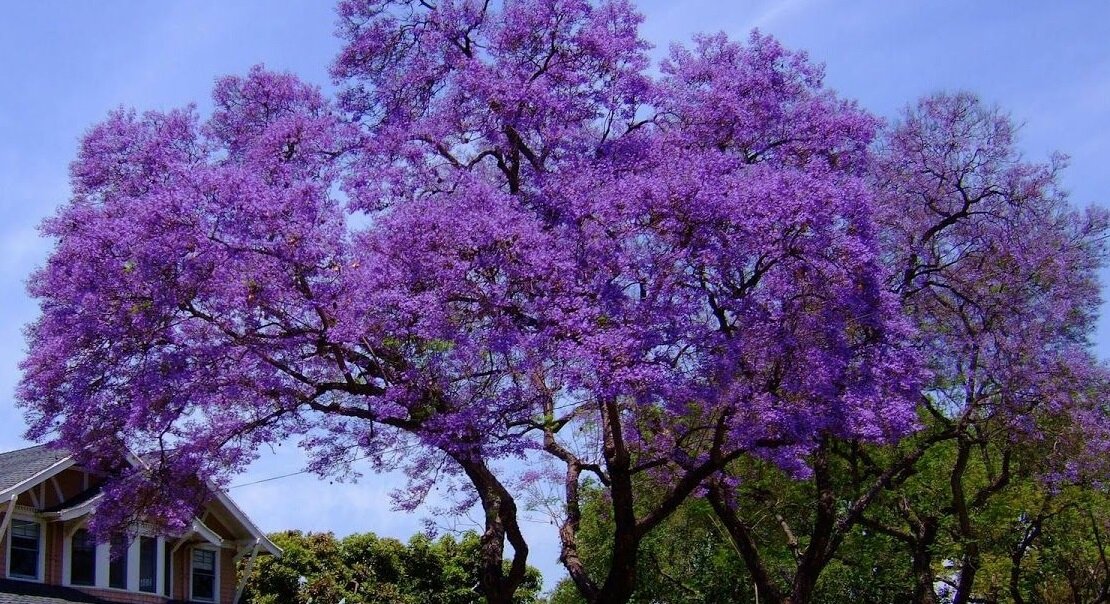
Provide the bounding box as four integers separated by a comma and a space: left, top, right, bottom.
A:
0, 445, 279, 604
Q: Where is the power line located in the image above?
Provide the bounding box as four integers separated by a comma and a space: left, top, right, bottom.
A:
228, 446, 415, 489
229, 468, 319, 489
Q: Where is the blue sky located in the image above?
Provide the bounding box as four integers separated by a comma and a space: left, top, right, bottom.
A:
2, 0, 1108, 591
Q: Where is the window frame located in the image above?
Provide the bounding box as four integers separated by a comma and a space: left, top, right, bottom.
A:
63, 527, 169, 595
67, 527, 97, 587
107, 534, 129, 590
6, 515, 45, 582
163, 540, 173, 597
137, 535, 158, 593
189, 545, 220, 603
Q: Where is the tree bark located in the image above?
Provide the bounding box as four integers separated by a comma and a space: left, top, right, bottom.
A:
788, 443, 836, 604
1008, 514, 1043, 604
456, 457, 529, 604
950, 439, 980, 604
707, 482, 786, 604
911, 517, 940, 604
594, 397, 640, 604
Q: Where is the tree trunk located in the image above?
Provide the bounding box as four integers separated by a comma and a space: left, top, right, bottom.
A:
592, 398, 639, 604
788, 443, 837, 604
911, 518, 939, 604
456, 457, 529, 604
707, 483, 786, 604
950, 439, 980, 604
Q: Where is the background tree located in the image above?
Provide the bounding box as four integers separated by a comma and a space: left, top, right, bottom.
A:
546, 484, 755, 604
702, 92, 1110, 604
549, 459, 1110, 603
242, 529, 542, 604
547, 92, 1110, 604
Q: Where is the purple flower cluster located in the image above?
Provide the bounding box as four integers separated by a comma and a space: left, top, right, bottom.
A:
17, 2, 1107, 601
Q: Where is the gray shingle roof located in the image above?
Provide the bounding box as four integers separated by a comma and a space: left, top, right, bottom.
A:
0, 593, 103, 603
0, 578, 205, 603
0, 595, 94, 604
0, 579, 111, 603
0, 445, 71, 494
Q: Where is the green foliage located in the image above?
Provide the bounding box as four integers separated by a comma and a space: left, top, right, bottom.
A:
242, 530, 543, 604
548, 483, 765, 604
549, 434, 1110, 604
810, 532, 914, 603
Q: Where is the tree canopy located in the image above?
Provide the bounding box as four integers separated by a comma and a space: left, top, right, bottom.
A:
18, 1, 1109, 603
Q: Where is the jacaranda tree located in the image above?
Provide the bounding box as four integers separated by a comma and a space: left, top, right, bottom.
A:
701, 92, 1110, 604
17, 2, 1105, 603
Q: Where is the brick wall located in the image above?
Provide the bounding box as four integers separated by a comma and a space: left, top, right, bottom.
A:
0, 479, 254, 604
2, 528, 253, 604
45, 522, 62, 584
73, 586, 168, 604
220, 548, 237, 604
67, 545, 241, 604
0, 535, 251, 604
173, 545, 188, 601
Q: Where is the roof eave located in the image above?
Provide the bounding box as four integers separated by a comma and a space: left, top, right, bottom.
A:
0, 456, 76, 501
209, 486, 282, 557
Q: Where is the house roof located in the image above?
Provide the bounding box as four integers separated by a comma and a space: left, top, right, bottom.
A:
0, 444, 280, 557
0, 578, 211, 604
0, 578, 113, 603
0, 445, 71, 495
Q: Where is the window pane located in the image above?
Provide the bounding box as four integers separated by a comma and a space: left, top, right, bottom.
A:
9, 520, 39, 579
108, 535, 128, 589
192, 548, 215, 570
70, 529, 96, 586
192, 573, 215, 600
191, 549, 216, 600
11, 520, 38, 540
138, 536, 157, 593
163, 542, 172, 596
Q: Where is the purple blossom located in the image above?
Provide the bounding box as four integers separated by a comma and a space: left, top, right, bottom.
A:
17, 4, 1107, 603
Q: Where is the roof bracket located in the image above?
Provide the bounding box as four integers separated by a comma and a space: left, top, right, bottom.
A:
233, 538, 262, 604
0, 493, 18, 541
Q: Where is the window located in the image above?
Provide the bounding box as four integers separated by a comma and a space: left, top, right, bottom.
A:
191, 548, 216, 601
108, 535, 128, 589
163, 541, 172, 596
69, 529, 96, 586
9, 519, 40, 579
139, 536, 157, 593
